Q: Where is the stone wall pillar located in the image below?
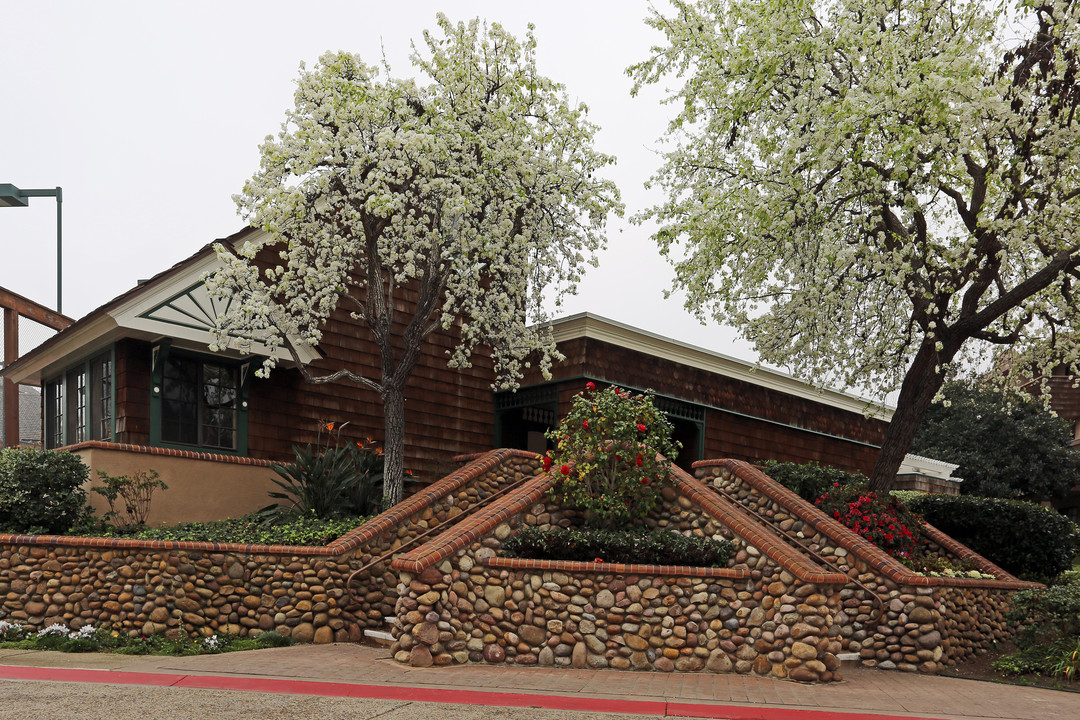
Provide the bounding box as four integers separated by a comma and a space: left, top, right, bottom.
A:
392, 564, 458, 667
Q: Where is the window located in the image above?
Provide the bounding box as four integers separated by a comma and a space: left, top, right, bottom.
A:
91, 354, 112, 441
160, 355, 238, 450
45, 379, 63, 448
44, 350, 113, 449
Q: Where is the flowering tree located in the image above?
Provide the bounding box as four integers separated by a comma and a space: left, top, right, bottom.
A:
631, 0, 1080, 491
208, 16, 621, 506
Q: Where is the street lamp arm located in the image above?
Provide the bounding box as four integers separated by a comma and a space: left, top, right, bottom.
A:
0, 184, 63, 313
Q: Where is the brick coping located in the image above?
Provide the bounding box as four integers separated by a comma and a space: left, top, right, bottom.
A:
693, 459, 1042, 590
392, 459, 848, 584
61, 440, 279, 467
0, 448, 540, 558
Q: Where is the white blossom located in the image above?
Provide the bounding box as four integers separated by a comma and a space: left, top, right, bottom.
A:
631, 0, 1080, 489
208, 15, 621, 505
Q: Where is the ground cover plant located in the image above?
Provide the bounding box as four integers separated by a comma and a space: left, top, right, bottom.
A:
0, 620, 291, 655
99, 512, 369, 547
990, 570, 1080, 683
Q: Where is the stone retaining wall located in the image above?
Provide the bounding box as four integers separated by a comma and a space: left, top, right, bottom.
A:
390, 465, 853, 682
0, 450, 539, 642
693, 460, 1036, 672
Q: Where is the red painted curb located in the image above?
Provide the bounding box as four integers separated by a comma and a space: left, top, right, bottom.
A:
0, 664, 948, 720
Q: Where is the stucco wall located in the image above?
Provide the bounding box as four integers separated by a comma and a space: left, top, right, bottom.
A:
72, 443, 281, 525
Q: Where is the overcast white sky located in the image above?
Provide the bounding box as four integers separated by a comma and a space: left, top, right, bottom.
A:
2, 1, 763, 365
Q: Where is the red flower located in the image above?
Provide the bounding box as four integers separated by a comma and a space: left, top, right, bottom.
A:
542, 456, 553, 471
640, 477, 650, 485
560, 464, 571, 476
586, 381, 596, 391
582, 420, 589, 429
637, 423, 647, 433
635, 454, 644, 467
593, 557, 604, 563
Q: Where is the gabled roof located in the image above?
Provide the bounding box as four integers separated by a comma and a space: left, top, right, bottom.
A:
2, 226, 317, 385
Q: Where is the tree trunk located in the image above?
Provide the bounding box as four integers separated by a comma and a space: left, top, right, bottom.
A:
868, 341, 952, 493
381, 383, 406, 508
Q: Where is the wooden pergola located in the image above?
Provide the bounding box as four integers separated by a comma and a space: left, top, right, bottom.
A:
1, 286, 71, 447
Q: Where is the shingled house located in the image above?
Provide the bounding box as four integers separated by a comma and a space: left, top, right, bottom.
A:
2, 227, 892, 523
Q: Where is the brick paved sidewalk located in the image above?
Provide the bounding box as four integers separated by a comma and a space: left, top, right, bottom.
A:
0, 643, 1075, 720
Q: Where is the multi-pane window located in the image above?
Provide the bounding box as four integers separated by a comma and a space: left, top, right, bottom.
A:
67, 367, 86, 443
91, 354, 112, 441
45, 379, 64, 448
44, 351, 113, 448
161, 356, 237, 450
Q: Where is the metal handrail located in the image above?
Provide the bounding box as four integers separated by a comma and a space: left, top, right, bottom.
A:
344, 471, 537, 609
703, 480, 886, 628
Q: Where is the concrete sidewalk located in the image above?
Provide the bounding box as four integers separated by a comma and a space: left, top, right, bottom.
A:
0, 643, 1075, 720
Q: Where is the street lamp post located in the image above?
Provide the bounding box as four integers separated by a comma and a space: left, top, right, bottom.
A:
0, 184, 64, 314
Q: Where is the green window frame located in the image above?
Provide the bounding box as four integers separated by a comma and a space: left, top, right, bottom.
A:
149, 342, 250, 456
44, 348, 115, 449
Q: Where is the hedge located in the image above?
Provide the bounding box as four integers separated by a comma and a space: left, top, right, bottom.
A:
905, 493, 1080, 582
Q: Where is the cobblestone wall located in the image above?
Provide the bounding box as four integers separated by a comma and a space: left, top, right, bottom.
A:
0, 450, 540, 643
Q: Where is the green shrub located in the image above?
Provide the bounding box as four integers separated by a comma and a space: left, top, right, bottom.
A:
0, 448, 88, 534
502, 526, 733, 567
906, 494, 1080, 582
545, 383, 680, 528
92, 469, 168, 530
760, 460, 866, 502
133, 512, 367, 546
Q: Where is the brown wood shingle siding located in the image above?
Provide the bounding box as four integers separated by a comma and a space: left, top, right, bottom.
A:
526, 336, 886, 475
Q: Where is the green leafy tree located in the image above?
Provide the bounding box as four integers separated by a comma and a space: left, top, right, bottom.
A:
911, 381, 1080, 500
209, 16, 621, 507
630, 0, 1080, 493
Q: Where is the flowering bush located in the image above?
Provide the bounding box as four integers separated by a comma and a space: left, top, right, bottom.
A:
0, 621, 293, 655
814, 484, 923, 562
545, 383, 680, 528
